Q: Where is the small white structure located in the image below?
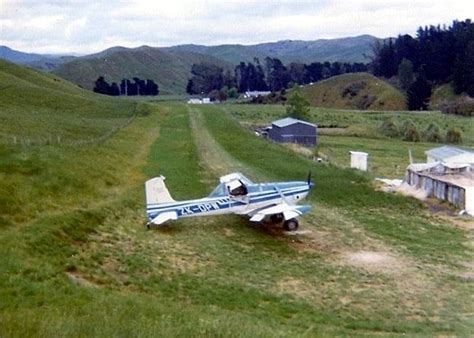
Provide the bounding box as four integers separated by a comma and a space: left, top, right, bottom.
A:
202, 98, 211, 104
350, 151, 368, 171
188, 98, 202, 104
426, 146, 474, 164
243, 91, 271, 98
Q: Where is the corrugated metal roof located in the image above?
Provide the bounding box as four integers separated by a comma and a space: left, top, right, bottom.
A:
272, 117, 316, 128
425, 146, 473, 160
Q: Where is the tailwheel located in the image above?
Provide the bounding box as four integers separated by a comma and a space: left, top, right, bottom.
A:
283, 218, 299, 231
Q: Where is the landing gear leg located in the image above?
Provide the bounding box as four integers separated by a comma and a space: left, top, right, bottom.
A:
283, 218, 299, 231
270, 213, 284, 224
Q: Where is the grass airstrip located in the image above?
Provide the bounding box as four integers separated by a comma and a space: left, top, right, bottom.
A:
0, 60, 473, 336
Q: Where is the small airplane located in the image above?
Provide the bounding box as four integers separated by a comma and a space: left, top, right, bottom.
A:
145, 172, 313, 231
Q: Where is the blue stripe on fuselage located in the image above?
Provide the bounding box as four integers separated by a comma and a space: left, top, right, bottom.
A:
146, 185, 310, 220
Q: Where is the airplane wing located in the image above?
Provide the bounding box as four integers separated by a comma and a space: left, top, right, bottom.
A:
248, 204, 311, 222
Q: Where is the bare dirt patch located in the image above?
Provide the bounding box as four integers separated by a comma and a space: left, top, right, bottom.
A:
343, 251, 403, 274
275, 277, 321, 300
66, 272, 99, 288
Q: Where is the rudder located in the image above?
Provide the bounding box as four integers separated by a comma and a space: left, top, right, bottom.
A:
145, 176, 176, 205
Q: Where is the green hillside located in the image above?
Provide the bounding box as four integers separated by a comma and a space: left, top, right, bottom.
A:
299, 73, 406, 110
52, 46, 232, 94
0, 59, 137, 146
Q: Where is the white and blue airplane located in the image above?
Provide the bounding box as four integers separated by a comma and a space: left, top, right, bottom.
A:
145, 172, 313, 231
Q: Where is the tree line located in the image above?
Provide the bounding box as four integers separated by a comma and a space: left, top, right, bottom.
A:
93, 76, 159, 96
371, 19, 474, 110
186, 57, 368, 96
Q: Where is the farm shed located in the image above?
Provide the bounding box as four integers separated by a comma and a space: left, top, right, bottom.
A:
268, 117, 317, 146
405, 162, 474, 215
425, 146, 474, 164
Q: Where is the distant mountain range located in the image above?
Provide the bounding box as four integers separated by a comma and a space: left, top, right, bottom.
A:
163, 35, 378, 65
1, 35, 379, 94
0, 46, 76, 71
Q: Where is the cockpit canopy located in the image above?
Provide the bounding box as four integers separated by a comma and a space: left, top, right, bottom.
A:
227, 179, 248, 196
208, 172, 253, 197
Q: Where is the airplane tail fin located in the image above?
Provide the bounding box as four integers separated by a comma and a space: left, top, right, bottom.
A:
145, 176, 176, 205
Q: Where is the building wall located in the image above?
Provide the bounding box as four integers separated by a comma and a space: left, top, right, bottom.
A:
268, 123, 317, 146
406, 170, 468, 211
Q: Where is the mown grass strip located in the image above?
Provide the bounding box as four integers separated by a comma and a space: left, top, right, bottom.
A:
198, 105, 469, 264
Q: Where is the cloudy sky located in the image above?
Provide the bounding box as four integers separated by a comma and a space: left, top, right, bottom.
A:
1, 0, 472, 54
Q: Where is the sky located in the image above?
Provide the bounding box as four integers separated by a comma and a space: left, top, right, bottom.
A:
0, 0, 473, 54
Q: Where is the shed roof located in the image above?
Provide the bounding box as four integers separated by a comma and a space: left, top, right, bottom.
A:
272, 117, 316, 128
425, 146, 473, 160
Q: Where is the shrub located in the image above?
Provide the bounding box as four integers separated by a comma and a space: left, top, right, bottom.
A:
446, 127, 463, 144
424, 122, 443, 143
401, 119, 420, 142
380, 117, 399, 138
439, 97, 474, 116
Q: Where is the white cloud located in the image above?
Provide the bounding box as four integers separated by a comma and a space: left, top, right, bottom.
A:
0, 0, 472, 54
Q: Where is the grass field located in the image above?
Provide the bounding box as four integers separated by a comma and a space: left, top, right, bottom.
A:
228, 103, 473, 178
1, 63, 473, 336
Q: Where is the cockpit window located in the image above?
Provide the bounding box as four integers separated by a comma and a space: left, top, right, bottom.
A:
227, 180, 248, 196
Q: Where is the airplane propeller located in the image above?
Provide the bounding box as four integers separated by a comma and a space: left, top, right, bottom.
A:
307, 171, 314, 188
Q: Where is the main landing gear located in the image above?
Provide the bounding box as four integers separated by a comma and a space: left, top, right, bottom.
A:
269, 213, 299, 231
283, 218, 299, 232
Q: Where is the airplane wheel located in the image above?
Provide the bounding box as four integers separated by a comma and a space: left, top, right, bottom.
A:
283, 218, 299, 231
270, 213, 284, 224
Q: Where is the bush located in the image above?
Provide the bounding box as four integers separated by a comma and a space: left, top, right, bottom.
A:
286, 89, 310, 120
446, 127, 463, 144
380, 117, 399, 138
424, 122, 443, 143
401, 119, 420, 142
439, 97, 474, 116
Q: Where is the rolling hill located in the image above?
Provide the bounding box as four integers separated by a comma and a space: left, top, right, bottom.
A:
0, 59, 137, 146
52, 46, 233, 94
165, 34, 378, 64
299, 72, 406, 110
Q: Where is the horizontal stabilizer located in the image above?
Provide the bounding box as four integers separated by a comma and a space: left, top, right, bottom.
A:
151, 211, 178, 225
145, 176, 176, 205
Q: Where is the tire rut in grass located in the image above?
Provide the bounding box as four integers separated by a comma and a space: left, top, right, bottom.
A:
188, 106, 266, 184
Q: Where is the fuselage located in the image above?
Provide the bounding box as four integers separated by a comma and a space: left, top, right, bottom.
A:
146, 181, 310, 222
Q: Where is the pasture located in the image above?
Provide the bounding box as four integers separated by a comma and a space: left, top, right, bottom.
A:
0, 70, 473, 336
228, 104, 473, 177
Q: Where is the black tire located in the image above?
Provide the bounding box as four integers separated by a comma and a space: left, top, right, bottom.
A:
283, 218, 299, 231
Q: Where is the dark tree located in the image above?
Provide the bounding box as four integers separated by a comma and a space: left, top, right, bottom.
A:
187, 63, 224, 94
398, 58, 414, 90
93, 76, 112, 95
265, 57, 291, 91
110, 82, 120, 96
407, 68, 432, 110
371, 19, 474, 87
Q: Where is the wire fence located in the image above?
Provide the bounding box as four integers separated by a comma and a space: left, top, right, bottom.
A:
1, 103, 139, 148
